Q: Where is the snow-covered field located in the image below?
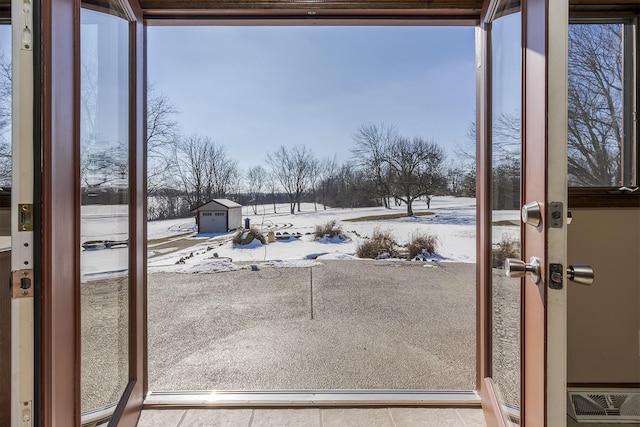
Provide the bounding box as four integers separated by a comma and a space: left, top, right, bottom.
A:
144, 196, 518, 274
80, 196, 520, 278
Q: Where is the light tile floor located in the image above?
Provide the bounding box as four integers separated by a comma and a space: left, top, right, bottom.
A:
137, 407, 486, 426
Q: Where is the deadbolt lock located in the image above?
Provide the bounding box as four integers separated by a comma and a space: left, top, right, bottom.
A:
521, 201, 542, 227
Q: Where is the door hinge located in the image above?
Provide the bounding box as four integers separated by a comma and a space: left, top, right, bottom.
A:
549, 263, 563, 289
11, 269, 33, 298
18, 203, 33, 231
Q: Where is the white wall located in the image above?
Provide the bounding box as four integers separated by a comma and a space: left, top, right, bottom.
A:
228, 207, 242, 230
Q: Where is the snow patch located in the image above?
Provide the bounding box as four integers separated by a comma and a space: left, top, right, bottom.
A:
317, 235, 350, 244
152, 258, 247, 274
259, 259, 322, 269
315, 253, 359, 261
235, 239, 264, 249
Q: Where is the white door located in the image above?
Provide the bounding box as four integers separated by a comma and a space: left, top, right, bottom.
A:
201, 211, 227, 233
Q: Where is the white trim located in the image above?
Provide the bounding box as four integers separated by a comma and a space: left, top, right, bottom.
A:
11, 0, 35, 425
546, 0, 569, 425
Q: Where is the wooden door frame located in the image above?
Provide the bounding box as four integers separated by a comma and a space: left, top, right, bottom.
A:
521, 0, 549, 424
40, 0, 146, 424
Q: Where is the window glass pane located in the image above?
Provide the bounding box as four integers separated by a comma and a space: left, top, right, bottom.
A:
80, 5, 130, 417
0, 23, 10, 238
568, 23, 627, 187
491, 3, 522, 424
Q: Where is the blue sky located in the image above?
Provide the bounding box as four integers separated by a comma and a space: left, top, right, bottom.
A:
148, 26, 476, 168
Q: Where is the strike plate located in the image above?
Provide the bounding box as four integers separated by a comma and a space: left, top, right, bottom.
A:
549, 263, 563, 290
18, 204, 33, 231
548, 202, 563, 229
12, 269, 34, 298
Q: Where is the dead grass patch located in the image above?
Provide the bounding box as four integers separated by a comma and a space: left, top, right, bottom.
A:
356, 228, 399, 259
406, 232, 439, 260
492, 235, 520, 268
314, 220, 345, 240
344, 211, 434, 222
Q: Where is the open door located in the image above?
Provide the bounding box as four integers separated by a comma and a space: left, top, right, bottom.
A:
478, 0, 569, 425
39, 0, 146, 424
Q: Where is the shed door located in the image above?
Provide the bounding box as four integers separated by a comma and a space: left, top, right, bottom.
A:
201, 212, 227, 233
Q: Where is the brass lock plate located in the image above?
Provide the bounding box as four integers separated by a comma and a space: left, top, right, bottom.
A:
18, 204, 33, 231
12, 269, 34, 298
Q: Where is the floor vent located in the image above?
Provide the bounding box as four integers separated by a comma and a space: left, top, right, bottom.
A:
567, 388, 640, 423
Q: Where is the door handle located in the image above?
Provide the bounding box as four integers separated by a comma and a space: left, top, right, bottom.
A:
505, 257, 541, 284
567, 264, 594, 286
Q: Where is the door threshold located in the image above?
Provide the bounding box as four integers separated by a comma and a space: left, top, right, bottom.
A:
144, 390, 481, 408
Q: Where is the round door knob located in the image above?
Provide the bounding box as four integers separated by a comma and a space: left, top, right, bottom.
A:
505, 257, 541, 284
567, 264, 594, 286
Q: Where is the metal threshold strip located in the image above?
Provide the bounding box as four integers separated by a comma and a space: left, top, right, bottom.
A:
144, 390, 481, 408
81, 403, 118, 425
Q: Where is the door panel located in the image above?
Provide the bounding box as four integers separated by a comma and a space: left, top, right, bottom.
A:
480, 0, 568, 425
40, 0, 145, 425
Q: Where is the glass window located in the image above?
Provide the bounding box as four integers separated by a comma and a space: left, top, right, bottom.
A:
568, 21, 638, 187
80, 3, 130, 419
0, 22, 11, 237
0, 23, 10, 188
490, 2, 522, 423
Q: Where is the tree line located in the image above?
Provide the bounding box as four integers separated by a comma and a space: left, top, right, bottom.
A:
146, 115, 468, 220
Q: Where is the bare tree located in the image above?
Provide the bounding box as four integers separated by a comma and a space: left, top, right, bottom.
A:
352, 123, 447, 216
318, 155, 338, 210
385, 136, 447, 216
0, 49, 10, 133
147, 84, 180, 192
206, 142, 239, 200
266, 171, 279, 214
246, 165, 267, 214
568, 24, 623, 186
174, 135, 211, 209
267, 145, 314, 214
308, 156, 321, 211
351, 123, 397, 208
174, 135, 239, 209
0, 50, 11, 186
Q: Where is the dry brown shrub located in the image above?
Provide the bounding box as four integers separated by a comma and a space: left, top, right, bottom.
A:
406, 233, 439, 259
313, 220, 344, 240
356, 228, 399, 259
492, 235, 520, 268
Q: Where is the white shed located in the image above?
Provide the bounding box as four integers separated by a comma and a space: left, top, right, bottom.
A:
192, 199, 243, 234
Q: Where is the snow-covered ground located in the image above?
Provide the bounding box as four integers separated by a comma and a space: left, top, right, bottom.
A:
80, 196, 520, 278
145, 197, 518, 274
